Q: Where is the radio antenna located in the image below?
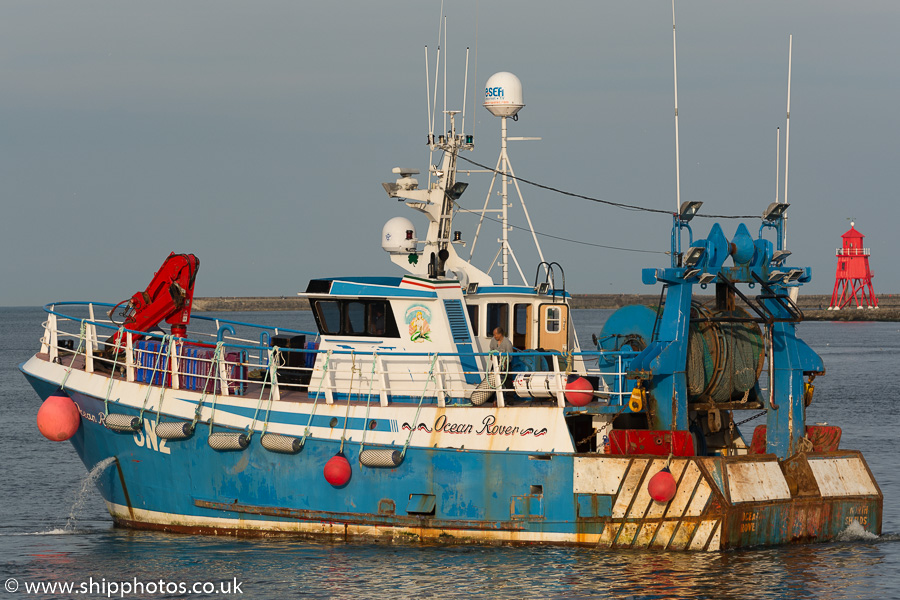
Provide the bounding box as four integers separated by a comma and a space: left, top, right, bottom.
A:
783, 34, 792, 248
775, 127, 780, 203
443, 16, 448, 135
671, 0, 682, 215
470, 1, 479, 141
425, 46, 432, 140
461, 47, 470, 135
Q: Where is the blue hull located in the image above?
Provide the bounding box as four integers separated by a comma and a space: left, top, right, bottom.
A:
22, 369, 883, 549
28, 378, 568, 540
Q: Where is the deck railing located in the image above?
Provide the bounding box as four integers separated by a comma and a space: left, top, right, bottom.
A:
41, 302, 638, 411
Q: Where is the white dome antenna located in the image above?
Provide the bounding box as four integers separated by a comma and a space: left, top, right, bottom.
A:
470, 72, 544, 285
381, 217, 418, 254
483, 72, 524, 118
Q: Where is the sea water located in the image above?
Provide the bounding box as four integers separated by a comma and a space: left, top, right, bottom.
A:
1, 307, 898, 599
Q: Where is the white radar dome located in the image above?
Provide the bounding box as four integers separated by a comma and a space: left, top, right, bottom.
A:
483, 72, 524, 117
381, 217, 418, 254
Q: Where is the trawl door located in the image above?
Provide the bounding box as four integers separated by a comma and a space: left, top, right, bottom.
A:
538, 303, 569, 353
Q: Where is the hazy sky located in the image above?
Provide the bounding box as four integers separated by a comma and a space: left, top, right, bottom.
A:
1, 1, 898, 306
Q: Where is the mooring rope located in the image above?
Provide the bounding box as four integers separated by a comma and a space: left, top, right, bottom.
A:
299, 350, 332, 447
191, 342, 224, 433
102, 326, 126, 415
401, 353, 439, 459
359, 352, 379, 452
59, 320, 87, 392
137, 334, 170, 423
203, 342, 228, 435
258, 347, 281, 437
247, 347, 278, 440
338, 351, 358, 454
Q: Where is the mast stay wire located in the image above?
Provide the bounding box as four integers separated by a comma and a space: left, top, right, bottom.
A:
453, 202, 667, 255
456, 154, 758, 220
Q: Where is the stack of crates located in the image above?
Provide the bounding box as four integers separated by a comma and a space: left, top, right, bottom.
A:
136, 340, 246, 395
271, 335, 309, 389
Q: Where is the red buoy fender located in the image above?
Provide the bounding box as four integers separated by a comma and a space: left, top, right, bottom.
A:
37, 394, 81, 442
565, 376, 593, 407
648, 467, 677, 503
324, 453, 352, 487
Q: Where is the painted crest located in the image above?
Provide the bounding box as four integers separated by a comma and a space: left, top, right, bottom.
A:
405, 305, 432, 343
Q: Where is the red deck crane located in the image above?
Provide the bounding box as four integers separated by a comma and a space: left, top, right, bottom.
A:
107, 253, 200, 348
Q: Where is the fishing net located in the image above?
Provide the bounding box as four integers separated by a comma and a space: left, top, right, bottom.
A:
686, 305, 764, 403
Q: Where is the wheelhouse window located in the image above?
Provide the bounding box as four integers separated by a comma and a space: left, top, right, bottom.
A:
345, 302, 366, 335
311, 299, 399, 338
314, 301, 342, 335
368, 301, 391, 335
513, 303, 529, 349
467, 304, 479, 336
486, 303, 509, 337
545, 306, 562, 333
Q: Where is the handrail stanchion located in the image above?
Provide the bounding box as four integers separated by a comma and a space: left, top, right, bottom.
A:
217, 350, 230, 396
491, 355, 505, 408
617, 354, 623, 405
88, 303, 96, 331
259, 332, 270, 365
85, 322, 95, 373
48, 312, 58, 362
125, 332, 135, 382
40, 320, 51, 356
553, 354, 565, 407
377, 355, 389, 406
169, 339, 180, 390
324, 360, 335, 404
270, 351, 280, 402
435, 358, 446, 407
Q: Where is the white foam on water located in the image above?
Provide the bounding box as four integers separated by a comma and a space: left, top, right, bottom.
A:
8, 528, 74, 536
64, 456, 116, 532
836, 520, 879, 542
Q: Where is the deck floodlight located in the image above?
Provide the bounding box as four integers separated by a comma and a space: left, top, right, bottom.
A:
536, 282, 551, 294
768, 270, 786, 282
771, 250, 792, 265
763, 202, 790, 222
785, 268, 804, 282
466, 282, 479, 294
447, 181, 469, 200
382, 182, 400, 197
698, 273, 717, 284
678, 201, 703, 222
683, 246, 705, 267
683, 268, 700, 280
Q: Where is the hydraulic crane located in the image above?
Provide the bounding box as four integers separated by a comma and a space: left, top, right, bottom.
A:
106, 253, 200, 349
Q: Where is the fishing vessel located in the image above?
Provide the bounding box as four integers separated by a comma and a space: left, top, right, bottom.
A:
20, 32, 882, 551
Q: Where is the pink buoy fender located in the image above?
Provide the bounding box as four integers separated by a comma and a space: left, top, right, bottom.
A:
565, 375, 593, 407
648, 466, 677, 503
324, 453, 352, 487
37, 394, 81, 441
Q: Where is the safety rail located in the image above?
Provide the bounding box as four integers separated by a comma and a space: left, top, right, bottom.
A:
40, 302, 638, 411
835, 247, 870, 256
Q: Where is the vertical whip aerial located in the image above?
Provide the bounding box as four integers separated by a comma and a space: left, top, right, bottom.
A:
783, 34, 792, 249
775, 127, 780, 203
672, 0, 682, 216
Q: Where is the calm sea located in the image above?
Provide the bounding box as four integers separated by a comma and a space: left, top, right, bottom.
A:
1, 306, 898, 599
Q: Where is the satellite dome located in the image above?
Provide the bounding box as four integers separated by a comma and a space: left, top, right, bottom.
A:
381, 217, 418, 254
483, 72, 524, 118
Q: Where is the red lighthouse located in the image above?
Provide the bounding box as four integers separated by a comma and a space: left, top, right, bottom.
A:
829, 222, 878, 310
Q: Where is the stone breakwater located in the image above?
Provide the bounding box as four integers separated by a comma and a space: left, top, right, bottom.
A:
193, 294, 900, 321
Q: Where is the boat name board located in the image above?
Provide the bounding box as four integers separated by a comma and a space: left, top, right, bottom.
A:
403, 414, 548, 437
